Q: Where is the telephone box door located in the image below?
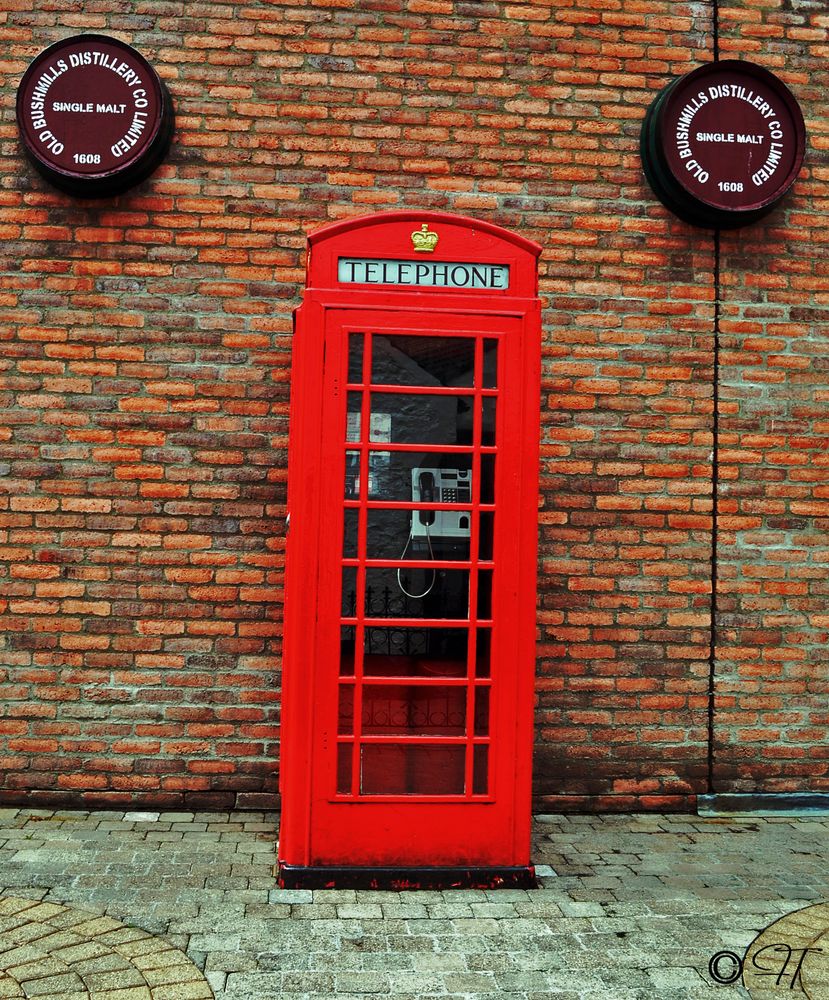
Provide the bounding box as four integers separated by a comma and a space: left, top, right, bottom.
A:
280, 213, 541, 887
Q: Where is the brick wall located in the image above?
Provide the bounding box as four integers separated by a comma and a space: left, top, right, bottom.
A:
533, 3, 715, 811
0, 0, 825, 811
713, 1, 829, 797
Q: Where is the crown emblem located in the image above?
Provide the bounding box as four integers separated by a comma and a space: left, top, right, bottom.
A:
411, 223, 439, 253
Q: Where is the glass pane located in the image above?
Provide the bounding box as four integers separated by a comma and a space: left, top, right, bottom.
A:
348, 333, 364, 384
372, 335, 475, 388
364, 624, 426, 663
343, 508, 359, 558
347, 393, 362, 442
342, 567, 358, 618
338, 684, 354, 735
344, 458, 389, 499
370, 394, 474, 446
480, 454, 495, 505
361, 684, 466, 735
364, 567, 471, 620
479, 512, 494, 561
365, 509, 471, 561
481, 397, 496, 446
344, 450, 361, 499
362, 625, 468, 677
473, 745, 488, 794
361, 745, 465, 795
340, 625, 356, 676
337, 743, 353, 794
474, 686, 490, 736
482, 340, 498, 389
477, 570, 492, 620
362, 451, 473, 504
475, 629, 491, 678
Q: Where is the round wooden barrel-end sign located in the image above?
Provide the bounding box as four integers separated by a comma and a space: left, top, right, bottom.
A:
16, 34, 173, 197
641, 60, 806, 229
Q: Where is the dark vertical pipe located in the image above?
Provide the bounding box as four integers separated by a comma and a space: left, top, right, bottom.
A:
713, 0, 720, 62
707, 0, 721, 796
708, 228, 721, 796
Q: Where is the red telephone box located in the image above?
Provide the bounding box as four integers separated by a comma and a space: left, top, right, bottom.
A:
279, 211, 541, 888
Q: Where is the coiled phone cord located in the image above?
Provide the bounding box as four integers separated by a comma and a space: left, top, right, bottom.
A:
396, 524, 436, 599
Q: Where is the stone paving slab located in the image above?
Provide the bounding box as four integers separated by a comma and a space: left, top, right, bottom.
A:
1, 809, 829, 997
0, 894, 211, 1000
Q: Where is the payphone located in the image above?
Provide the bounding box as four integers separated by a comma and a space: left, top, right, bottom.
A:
411, 468, 471, 537
279, 211, 542, 888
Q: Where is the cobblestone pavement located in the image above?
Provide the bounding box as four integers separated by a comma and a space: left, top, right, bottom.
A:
0, 894, 212, 1000
1, 808, 828, 999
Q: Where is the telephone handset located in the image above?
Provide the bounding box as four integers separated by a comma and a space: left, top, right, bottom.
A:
416, 471, 436, 526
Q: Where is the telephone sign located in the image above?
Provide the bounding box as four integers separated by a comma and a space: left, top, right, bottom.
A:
338, 257, 511, 290
279, 211, 542, 889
